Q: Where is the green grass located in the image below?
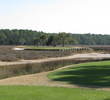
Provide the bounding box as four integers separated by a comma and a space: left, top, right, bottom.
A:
24, 46, 79, 50
0, 86, 110, 100
48, 61, 110, 87
1, 61, 110, 100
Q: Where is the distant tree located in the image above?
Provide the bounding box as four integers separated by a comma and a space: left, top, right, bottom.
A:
39, 34, 48, 46
19, 38, 26, 45
33, 37, 40, 46
51, 35, 59, 46
0, 29, 109, 45
58, 32, 73, 47
0, 32, 7, 44
47, 34, 59, 46
67, 34, 78, 45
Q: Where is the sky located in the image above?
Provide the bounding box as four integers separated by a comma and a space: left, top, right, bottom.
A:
0, 0, 110, 34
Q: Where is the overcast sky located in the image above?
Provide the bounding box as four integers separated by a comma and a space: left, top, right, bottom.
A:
0, 0, 110, 34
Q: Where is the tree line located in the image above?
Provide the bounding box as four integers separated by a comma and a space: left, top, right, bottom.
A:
0, 29, 110, 46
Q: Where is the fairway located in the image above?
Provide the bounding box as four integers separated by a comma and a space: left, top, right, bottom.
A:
0, 86, 110, 100
48, 61, 110, 87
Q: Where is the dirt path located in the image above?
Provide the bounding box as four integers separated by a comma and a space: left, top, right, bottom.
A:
0, 65, 76, 87
0, 53, 110, 91
0, 65, 87, 89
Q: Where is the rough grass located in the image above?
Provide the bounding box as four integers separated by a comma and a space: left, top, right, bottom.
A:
0, 46, 93, 61
48, 61, 110, 87
0, 46, 74, 61
0, 86, 110, 100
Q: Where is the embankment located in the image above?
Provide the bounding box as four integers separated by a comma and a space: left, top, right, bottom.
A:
0, 53, 110, 79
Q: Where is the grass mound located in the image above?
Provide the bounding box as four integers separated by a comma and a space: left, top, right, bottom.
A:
0, 86, 110, 100
48, 61, 110, 87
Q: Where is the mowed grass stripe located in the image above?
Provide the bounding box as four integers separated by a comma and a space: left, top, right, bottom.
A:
0, 86, 110, 100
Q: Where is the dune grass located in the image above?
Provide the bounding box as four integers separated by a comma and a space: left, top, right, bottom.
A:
48, 61, 110, 87
0, 86, 110, 100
